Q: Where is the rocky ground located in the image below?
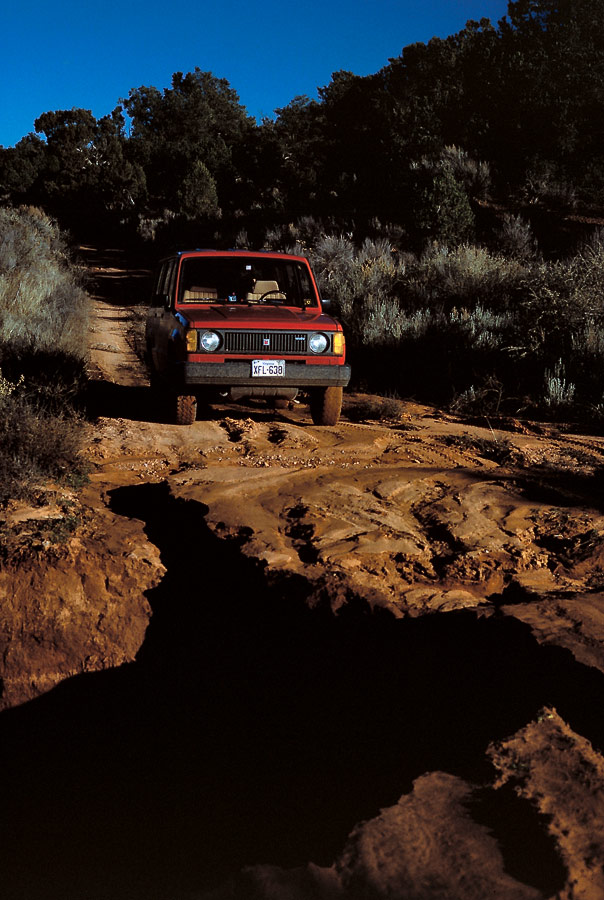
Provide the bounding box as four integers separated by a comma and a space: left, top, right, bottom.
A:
1, 247, 604, 899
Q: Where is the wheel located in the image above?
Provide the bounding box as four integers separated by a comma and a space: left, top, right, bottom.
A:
175, 393, 197, 425
309, 386, 342, 426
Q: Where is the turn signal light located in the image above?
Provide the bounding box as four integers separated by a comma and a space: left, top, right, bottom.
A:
185, 330, 198, 352
333, 333, 345, 356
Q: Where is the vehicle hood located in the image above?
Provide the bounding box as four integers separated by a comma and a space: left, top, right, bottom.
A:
180, 305, 339, 330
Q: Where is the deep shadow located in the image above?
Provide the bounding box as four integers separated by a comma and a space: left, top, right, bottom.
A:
511, 463, 604, 513
467, 783, 568, 894
81, 245, 152, 308
85, 378, 165, 423
85, 380, 303, 427
1, 481, 603, 899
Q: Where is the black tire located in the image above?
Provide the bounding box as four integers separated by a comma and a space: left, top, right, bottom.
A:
309, 386, 342, 426
175, 393, 197, 425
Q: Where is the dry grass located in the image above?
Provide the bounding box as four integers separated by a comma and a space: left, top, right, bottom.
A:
0, 207, 88, 504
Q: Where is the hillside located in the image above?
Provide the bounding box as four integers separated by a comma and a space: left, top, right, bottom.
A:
1, 247, 604, 899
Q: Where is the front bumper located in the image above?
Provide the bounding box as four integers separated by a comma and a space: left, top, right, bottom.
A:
177, 360, 351, 388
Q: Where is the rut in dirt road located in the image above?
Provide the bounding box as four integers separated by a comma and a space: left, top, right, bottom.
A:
1, 479, 603, 899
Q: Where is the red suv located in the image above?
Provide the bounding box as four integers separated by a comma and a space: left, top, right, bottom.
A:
146, 249, 351, 425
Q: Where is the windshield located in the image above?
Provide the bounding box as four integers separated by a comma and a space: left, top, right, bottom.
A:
178, 256, 318, 308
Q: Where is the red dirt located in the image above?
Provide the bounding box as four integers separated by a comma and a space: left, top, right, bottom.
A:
1, 245, 604, 900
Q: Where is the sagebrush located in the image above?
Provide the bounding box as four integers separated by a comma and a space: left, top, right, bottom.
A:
264, 220, 604, 421
0, 207, 88, 504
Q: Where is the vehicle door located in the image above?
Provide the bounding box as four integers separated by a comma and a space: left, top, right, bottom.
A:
147, 258, 178, 372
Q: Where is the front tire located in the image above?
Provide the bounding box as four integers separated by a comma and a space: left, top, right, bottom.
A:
309, 386, 342, 426
175, 393, 197, 425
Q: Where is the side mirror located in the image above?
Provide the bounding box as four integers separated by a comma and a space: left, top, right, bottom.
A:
321, 297, 332, 311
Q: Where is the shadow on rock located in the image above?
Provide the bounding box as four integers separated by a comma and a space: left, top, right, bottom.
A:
1, 481, 603, 899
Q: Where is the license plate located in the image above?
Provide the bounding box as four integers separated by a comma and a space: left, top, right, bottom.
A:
252, 359, 285, 377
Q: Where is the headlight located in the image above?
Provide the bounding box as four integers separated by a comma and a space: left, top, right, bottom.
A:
200, 330, 221, 352
309, 332, 329, 354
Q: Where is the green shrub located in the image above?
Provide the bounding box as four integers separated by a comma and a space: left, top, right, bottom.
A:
495, 214, 539, 261
310, 235, 406, 343
439, 146, 491, 201
263, 217, 604, 421
407, 243, 526, 309
309, 234, 356, 299
543, 359, 576, 410
410, 157, 476, 249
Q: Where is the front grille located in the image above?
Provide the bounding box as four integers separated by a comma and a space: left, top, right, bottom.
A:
222, 331, 308, 354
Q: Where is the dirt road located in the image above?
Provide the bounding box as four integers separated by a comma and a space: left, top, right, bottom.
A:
1, 247, 604, 899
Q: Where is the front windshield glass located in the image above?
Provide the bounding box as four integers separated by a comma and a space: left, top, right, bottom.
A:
178, 256, 318, 308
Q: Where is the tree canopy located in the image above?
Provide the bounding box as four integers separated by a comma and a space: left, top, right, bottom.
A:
2, 0, 603, 244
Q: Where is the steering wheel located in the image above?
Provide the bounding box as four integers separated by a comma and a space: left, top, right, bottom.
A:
259, 290, 284, 303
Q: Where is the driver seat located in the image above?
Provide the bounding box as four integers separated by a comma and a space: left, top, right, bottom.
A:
245, 279, 285, 302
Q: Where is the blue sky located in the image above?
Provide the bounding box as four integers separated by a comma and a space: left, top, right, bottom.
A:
1, 0, 509, 148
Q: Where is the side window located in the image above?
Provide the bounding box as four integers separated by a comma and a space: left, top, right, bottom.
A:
152, 259, 177, 307
165, 259, 178, 304
152, 262, 169, 306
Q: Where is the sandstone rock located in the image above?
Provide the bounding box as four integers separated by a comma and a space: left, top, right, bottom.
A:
0, 530, 163, 710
